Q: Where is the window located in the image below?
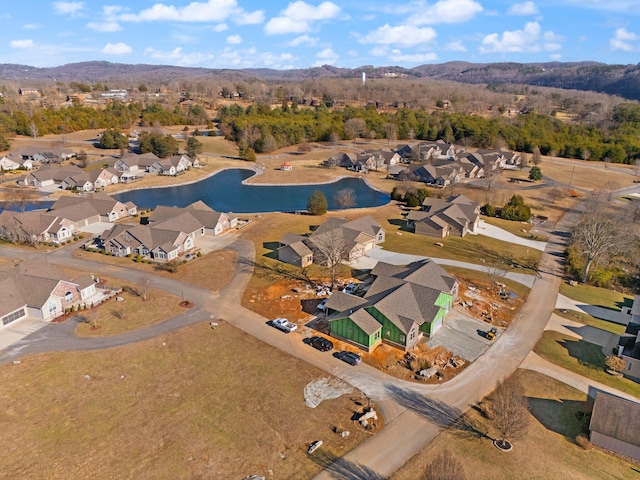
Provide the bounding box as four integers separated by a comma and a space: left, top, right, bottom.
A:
628, 362, 633, 371
48, 300, 57, 315
385, 329, 391, 338
346, 327, 353, 334
65, 291, 73, 303
410, 330, 415, 339
374, 330, 380, 340
399, 334, 406, 343
2, 308, 25, 326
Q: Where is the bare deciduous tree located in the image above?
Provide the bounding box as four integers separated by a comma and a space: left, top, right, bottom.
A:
136, 277, 152, 301
309, 230, 350, 289
531, 146, 542, 166
487, 377, 529, 447
240, 124, 261, 149
329, 131, 340, 146
382, 122, 397, 147
422, 449, 466, 480
572, 197, 634, 282
7, 185, 38, 212
344, 118, 366, 145
333, 188, 356, 210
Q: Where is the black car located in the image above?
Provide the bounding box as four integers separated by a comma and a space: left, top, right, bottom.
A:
309, 336, 333, 352
334, 351, 362, 366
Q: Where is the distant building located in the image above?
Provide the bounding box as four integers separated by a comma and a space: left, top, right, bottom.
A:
101, 89, 128, 99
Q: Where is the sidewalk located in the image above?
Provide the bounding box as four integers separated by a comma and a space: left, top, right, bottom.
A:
520, 352, 639, 404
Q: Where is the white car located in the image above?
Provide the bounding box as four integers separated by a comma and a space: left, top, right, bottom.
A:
342, 283, 358, 295
317, 299, 328, 311
272, 317, 298, 333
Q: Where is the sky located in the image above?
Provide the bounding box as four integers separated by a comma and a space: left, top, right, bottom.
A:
1, 0, 639, 70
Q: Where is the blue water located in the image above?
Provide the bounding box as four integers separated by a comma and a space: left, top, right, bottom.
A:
0, 201, 54, 213
114, 169, 390, 213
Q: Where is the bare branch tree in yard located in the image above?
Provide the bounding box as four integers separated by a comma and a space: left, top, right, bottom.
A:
487, 377, 529, 448
344, 118, 366, 146
480, 164, 501, 203
310, 230, 350, 290
571, 196, 634, 282
422, 449, 466, 480
382, 122, 397, 147
333, 188, 356, 210
531, 146, 542, 166
6, 185, 39, 212
136, 277, 152, 301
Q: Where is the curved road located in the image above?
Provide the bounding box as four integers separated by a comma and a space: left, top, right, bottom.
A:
0, 197, 581, 479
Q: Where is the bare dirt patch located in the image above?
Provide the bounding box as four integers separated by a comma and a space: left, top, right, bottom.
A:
0, 321, 370, 479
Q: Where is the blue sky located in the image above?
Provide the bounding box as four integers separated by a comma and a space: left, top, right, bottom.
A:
1, 0, 639, 69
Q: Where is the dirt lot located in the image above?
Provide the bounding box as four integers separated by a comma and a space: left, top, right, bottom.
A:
0, 321, 371, 479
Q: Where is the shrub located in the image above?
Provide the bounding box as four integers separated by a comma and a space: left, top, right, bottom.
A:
483, 203, 497, 217
196, 251, 202, 257
575, 433, 592, 450
528, 166, 543, 181
605, 355, 627, 373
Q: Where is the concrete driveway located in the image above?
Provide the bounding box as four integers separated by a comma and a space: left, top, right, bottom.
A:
78, 221, 113, 236
426, 309, 498, 362
555, 293, 631, 325
471, 220, 547, 251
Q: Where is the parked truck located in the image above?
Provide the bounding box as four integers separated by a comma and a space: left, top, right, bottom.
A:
272, 317, 298, 333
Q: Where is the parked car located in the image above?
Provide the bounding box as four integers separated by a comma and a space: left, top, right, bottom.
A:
334, 350, 361, 366
317, 299, 328, 311
309, 336, 333, 352
342, 283, 358, 295
272, 317, 298, 333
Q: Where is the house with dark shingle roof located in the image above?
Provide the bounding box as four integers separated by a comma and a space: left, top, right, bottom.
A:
407, 194, 480, 238
328, 259, 458, 352
278, 216, 385, 267
589, 392, 640, 461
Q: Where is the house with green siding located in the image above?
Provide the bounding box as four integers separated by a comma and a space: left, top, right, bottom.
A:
327, 259, 457, 352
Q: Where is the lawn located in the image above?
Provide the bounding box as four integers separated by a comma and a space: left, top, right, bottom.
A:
559, 282, 634, 311
0, 321, 369, 479
73, 249, 238, 292
391, 370, 640, 480
481, 215, 548, 242
74, 284, 186, 337
534, 331, 640, 399
554, 308, 627, 335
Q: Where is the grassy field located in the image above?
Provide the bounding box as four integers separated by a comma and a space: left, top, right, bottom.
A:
559, 282, 634, 312
73, 249, 238, 292
534, 331, 640, 399
74, 285, 186, 337
0, 321, 369, 479
554, 308, 627, 335
391, 370, 640, 480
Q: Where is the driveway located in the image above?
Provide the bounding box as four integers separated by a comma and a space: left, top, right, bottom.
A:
471, 219, 547, 251
78, 221, 113, 236
426, 309, 498, 362
555, 293, 631, 325
544, 313, 620, 356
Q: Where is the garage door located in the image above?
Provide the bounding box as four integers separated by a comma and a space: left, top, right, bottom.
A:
430, 318, 443, 335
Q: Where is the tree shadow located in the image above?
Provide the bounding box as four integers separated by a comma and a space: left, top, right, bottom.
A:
386, 385, 488, 439
557, 337, 606, 369
308, 449, 385, 480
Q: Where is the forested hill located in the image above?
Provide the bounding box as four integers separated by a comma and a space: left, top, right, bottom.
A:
2, 60, 640, 102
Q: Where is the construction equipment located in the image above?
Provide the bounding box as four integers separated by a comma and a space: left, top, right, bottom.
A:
486, 327, 497, 341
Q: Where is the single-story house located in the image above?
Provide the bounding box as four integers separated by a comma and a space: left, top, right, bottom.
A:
0, 154, 33, 171
49, 192, 137, 224
148, 201, 237, 236
280, 162, 293, 171
589, 392, 640, 461
277, 233, 314, 268
24, 165, 84, 188
407, 194, 480, 238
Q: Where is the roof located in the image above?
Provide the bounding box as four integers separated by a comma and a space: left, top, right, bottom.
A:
325, 291, 368, 313
340, 307, 382, 335
631, 295, 640, 317
590, 392, 640, 447
279, 241, 312, 259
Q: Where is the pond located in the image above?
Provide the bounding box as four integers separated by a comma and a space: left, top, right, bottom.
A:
114, 168, 390, 213
0, 201, 54, 214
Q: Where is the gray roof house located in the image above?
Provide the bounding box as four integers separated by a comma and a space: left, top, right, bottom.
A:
589, 392, 640, 461
406, 194, 480, 238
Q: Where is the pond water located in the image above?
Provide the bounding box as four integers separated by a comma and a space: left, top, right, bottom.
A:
0, 201, 54, 214
114, 169, 390, 213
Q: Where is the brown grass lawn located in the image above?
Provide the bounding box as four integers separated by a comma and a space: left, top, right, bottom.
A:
74, 285, 186, 337
0, 321, 369, 479
482, 216, 548, 242
73, 248, 238, 292
391, 370, 639, 480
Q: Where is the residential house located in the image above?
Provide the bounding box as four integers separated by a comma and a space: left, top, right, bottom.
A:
49, 192, 137, 225
327, 259, 458, 352
618, 294, 640, 381
395, 164, 438, 184
148, 155, 192, 176
0, 153, 33, 171
278, 216, 385, 267
19, 88, 39, 96
24, 165, 84, 188
407, 194, 481, 238
61, 173, 94, 192
0, 259, 91, 326
280, 162, 293, 171
0, 210, 78, 244
324, 153, 356, 169
115, 152, 160, 173
589, 392, 640, 461
148, 201, 236, 236
88, 168, 120, 189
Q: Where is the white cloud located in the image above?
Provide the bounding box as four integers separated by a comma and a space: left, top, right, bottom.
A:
53, 1, 84, 16
508, 1, 539, 15
120, 0, 263, 25
265, 1, 341, 35
87, 6, 123, 32
23, 24, 41, 30
610, 27, 640, 51
10, 39, 34, 48
407, 0, 483, 25
388, 50, 438, 63
359, 24, 437, 47
560, 0, 637, 13
212, 23, 228, 32
144, 46, 214, 65
102, 42, 132, 55
480, 22, 561, 53
287, 34, 318, 46
226, 34, 242, 44
444, 40, 467, 52
313, 47, 338, 66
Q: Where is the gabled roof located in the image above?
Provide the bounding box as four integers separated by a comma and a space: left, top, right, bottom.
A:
279, 241, 312, 259
590, 392, 640, 447
341, 308, 382, 336
153, 211, 203, 235
325, 291, 368, 313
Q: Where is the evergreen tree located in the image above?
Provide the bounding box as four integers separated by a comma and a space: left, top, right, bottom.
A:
307, 190, 328, 215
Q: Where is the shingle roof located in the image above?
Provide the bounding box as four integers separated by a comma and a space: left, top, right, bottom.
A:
325, 291, 368, 313
342, 308, 382, 335
590, 392, 640, 447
